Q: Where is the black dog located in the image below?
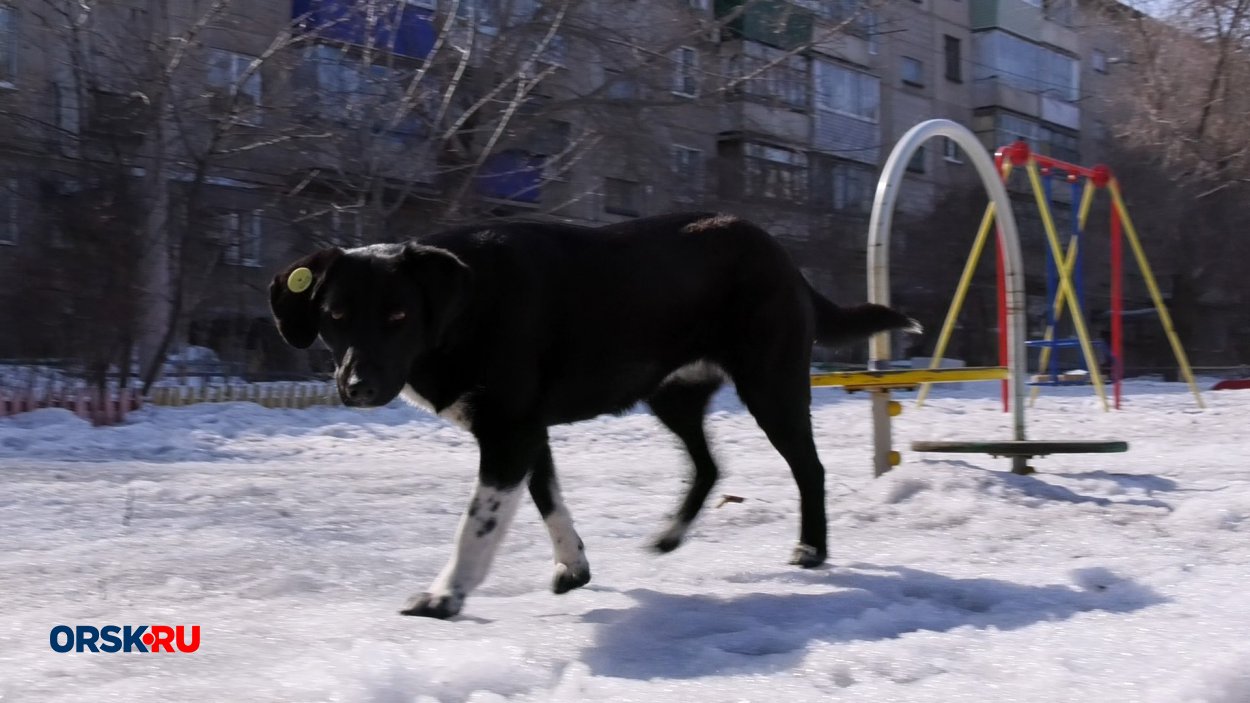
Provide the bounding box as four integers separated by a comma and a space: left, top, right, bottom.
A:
270, 212, 917, 619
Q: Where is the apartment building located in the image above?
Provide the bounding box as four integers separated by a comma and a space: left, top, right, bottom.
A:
0, 0, 1150, 374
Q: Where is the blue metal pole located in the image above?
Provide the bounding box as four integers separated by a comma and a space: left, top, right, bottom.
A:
1043, 171, 1059, 381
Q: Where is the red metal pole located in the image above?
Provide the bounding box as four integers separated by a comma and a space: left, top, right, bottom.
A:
1111, 198, 1124, 409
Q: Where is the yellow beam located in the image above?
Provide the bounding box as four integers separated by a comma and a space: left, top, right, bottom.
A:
1030, 179, 1098, 405
1107, 180, 1206, 409
1026, 161, 1110, 411
916, 161, 1014, 408
813, 366, 1010, 390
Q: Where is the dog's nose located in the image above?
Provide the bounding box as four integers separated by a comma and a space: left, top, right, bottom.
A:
344, 378, 377, 405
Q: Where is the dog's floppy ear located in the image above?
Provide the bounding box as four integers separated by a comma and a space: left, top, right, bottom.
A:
269, 248, 343, 349
403, 243, 472, 348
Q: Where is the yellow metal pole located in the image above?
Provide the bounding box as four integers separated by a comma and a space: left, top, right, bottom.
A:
917, 162, 1014, 408
1029, 180, 1098, 405
1107, 180, 1206, 409
1026, 161, 1110, 411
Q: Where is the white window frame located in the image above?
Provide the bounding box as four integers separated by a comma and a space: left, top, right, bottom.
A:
814, 61, 880, 123
603, 67, 639, 101
734, 44, 809, 110
604, 177, 641, 216
901, 56, 924, 87
1092, 49, 1108, 73
218, 210, 263, 268
744, 143, 808, 203
907, 145, 927, 174
942, 136, 962, 163
819, 159, 871, 213
673, 46, 699, 98
0, 178, 17, 245
330, 208, 363, 248
456, 0, 498, 35
672, 146, 703, 201
207, 49, 263, 126
0, 6, 15, 89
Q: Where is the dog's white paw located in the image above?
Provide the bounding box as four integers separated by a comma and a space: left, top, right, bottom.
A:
552, 561, 591, 594
399, 591, 464, 619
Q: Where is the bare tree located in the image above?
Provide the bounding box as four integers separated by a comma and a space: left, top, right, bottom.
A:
9, 0, 316, 389
1112, 0, 1250, 192
1101, 0, 1250, 362
3, 0, 883, 382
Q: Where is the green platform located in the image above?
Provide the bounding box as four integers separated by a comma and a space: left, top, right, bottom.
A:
911, 440, 1129, 474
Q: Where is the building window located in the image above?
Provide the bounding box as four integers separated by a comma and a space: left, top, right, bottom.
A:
944, 35, 962, 82
1092, 119, 1108, 142
672, 146, 703, 201
688, 0, 709, 9
215, 210, 263, 267
907, 146, 926, 174
536, 119, 571, 156
1044, 0, 1074, 27
297, 45, 423, 137
942, 137, 962, 163
1043, 126, 1080, 163
0, 6, 15, 87
673, 46, 698, 97
813, 158, 873, 213
207, 49, 263, 125
0, 179, 17, 245
974, 30, 1079, 102
814, 61, 880, 122
744, 143, 808, 202
456, 0, 498, 33
731, 44, 808, 110
993, 112, 1080, 163
901, 56, 924, 87
329, 208, 362, 248
1092, 49, 1108, 73
604, 68, 640, 101
604, 178, 641, 216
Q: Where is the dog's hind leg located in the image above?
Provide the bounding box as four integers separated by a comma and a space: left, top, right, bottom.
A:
528, 444, 591, 594
400, 426, 543, 619
731, 364, 829, 569
646, 379, 723, 553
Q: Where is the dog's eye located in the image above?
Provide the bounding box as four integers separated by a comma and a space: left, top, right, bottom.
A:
387, 310, 407, 323
329, 309, 345, 321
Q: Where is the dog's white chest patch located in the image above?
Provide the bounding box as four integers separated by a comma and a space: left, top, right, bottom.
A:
662, 360, 727, 385
401, 385, 472, 429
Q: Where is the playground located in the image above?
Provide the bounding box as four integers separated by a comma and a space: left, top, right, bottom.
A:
812, 120, 1208, 477
1, 379, 1247, 701
2, 120, 1247, 701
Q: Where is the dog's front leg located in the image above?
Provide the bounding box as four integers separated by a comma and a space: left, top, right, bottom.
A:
400, 427, 540, 619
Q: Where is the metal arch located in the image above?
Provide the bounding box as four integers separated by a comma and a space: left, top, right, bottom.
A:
865, 119, 1029, 473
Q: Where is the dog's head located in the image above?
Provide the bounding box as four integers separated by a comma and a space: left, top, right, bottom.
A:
269, 243, 472, 407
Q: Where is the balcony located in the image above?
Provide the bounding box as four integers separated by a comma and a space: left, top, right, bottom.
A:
969, 0, 1078, 54
715, 0, 814, 50
474, 150, 545, 204
973, 77, 1042, 116
292, 0, 436, 59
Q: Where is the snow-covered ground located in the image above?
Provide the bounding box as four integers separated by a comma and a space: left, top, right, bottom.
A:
1, 380, 1247, 702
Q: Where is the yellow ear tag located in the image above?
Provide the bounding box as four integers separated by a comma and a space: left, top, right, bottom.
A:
287, 267, 313, 294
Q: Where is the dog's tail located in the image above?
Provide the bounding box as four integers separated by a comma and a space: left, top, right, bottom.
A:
808, 284, 922, 347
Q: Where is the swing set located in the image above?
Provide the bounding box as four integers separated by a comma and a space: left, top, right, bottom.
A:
810, 120, 1204, 476
915, 139, 1204, 413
